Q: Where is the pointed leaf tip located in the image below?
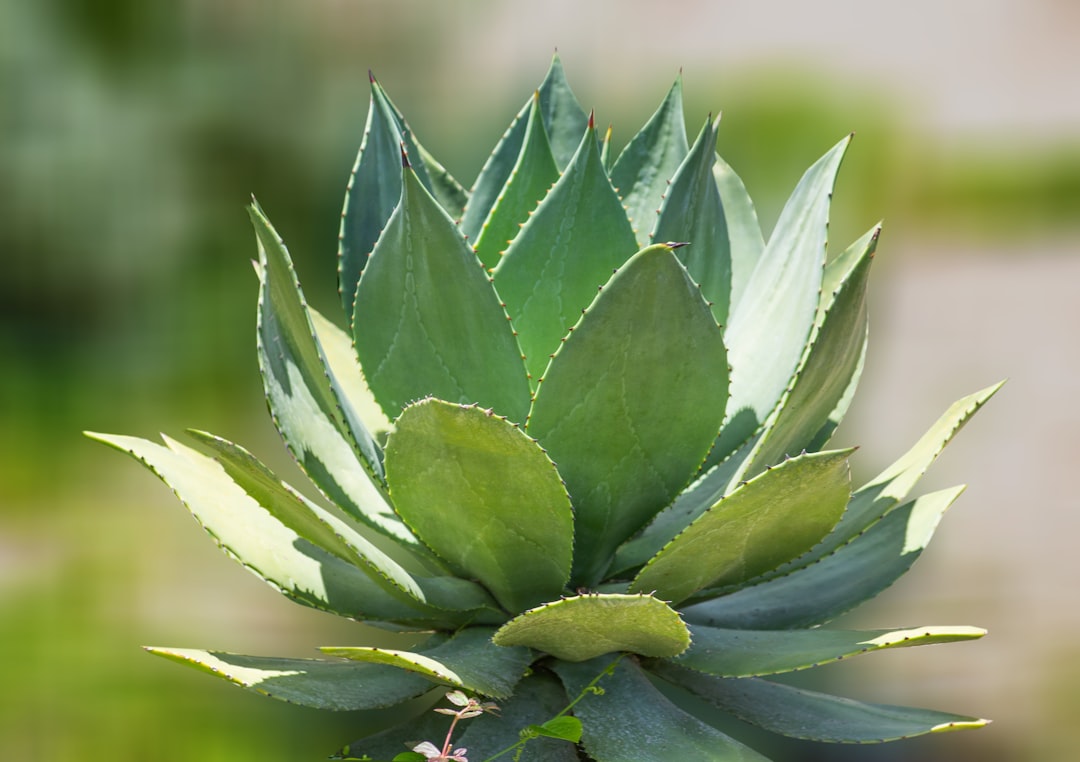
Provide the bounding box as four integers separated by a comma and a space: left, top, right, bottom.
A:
664, 241, 690, 250
400, 143, 410, 168
368, 68, 376, 83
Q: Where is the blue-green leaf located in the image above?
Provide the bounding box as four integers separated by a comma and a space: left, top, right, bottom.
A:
652, 663, 988, 742
670, 624, 986, 677
526, 245, 728, 585
460, 54, 588, 241
86, 433, 448, 625
472, 92, 560, 270
353, 165, 531, 423
339, 73, 437, 317
321, 627, 532, 699
252, 204, 412, 545
493, 121, 639, 387
708, 136, 851, 468
610, 75, 688, 244
653, 117, 732, 325
682, 486, 966, 628
146, 648, 435, 711
715, 154, 765, 314
552, 658, 769, 761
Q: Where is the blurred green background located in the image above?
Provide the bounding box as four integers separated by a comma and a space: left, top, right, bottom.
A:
3, 1, 1078, 760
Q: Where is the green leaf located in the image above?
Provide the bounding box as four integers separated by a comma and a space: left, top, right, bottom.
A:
339, 73, 437, 317
670, 624, 986, 677
472, 92, 560, 270
527, 244, 729, 585
493, 121, 639, 387
460, 54, 588, 241
146, 648, 434, 711
630, 450, 852, 604
492, 594, 689, 662
651, 663, 988, 742
708, 136, 851, 468
533, 716, 583, 742
742, 225, 878, 475
87, 432, 451, 625
456, 672, 580, 762
609, 75, 688, 245
610, 435, 759, 577
774, 382, 1003, 576
682, 486, 966, 628
415, 140, 469, 220
251, 204, 409, 544
321, 627, 532, 699
384, 399, 574, 613
715, 154, 765, 314
185, 430, 499, 615
353, 165, 531, 423
309, 306, 391, 437
552, 658, 769, 761
653, 117, 732, 326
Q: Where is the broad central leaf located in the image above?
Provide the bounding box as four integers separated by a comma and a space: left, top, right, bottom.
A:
384, 399, 574, 613
527, 244, 729, 586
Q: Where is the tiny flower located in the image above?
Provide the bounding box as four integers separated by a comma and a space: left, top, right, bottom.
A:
412, 740, 468, 762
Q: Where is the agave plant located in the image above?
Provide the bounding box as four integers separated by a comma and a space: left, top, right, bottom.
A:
89, 55, 997, 761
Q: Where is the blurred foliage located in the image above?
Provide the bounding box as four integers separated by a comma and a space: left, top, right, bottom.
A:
2, 1, 1074, 760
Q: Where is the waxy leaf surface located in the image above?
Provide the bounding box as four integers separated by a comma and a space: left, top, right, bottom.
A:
353, 167, 531, 423
630, 450, 852, 603
527, 245, 728, 585
493, 594, 689, 662
472, 93, 560, 269
682, 486, 966, 628
653, 663, 987, 742
671, 624, 986, 677
653, 117, 732, 326
610, 76, 688, 244
252, 204, 409, 544
553, 658, 769, 761
711, 137, 850, 467
321, 627, 532, 698
147, 648, 434, 711
384, 400, 573, 613
716, 154, 765, 313
493, 124, 639, 385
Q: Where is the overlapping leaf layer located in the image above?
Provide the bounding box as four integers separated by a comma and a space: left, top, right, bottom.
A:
91, 55, 995, 761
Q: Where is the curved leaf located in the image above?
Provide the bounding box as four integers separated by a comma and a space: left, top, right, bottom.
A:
493, 121, 639, 386
682, 486, 966, 629
472, 92, 560, 269
86, 433, 448, 625
147, 648, 434, 711
653, 116, 732, 325
339, 73, 436, 317
552, 658, 769, 761
709, 136, 851, 468
252, 204, 411, 544
415, 140, 468, 220
353, 165, 531, 423
610, 75, 688, 244
716, 154, 765, 313
743, 225, 878, 475
186, 430, 499, 614
527, 244, 728, 585
493, 594, 689, 662
652, 663, 988, 742
671, 624, 986, 677
384, 399, 574, 613
321, 627, 532, 698
630, 449, 852, 604
461, 53, 588, 241
309, 306, 391, 437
